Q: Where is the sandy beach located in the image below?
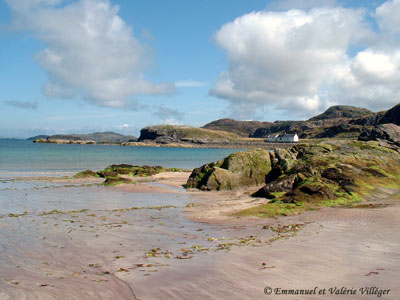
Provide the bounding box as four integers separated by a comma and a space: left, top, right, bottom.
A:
0, 172, 399, 300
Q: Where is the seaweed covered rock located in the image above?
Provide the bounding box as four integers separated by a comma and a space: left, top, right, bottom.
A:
97, 164, 166, 178
74, 164, 185, 186
73, 169, 97, 178
186, 148, 272, 190
103, 177, 135, 186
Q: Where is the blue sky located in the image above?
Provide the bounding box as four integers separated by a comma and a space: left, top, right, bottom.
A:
0, 0, 398, 138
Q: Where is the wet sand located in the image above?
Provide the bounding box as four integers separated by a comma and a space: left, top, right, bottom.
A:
0, 173, 399, 299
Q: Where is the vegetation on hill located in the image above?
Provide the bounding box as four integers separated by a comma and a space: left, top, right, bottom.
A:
308, 105, 373, 121
202, 119, 272, 137
138, 125, 241, 144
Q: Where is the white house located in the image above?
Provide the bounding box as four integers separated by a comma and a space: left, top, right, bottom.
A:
266, 133, 299, 143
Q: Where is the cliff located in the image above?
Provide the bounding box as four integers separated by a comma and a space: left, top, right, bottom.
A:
137, 125, 240, 144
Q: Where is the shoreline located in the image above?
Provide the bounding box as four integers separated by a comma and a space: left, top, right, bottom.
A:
1, 172, 399, 299
32, 138, 298, 149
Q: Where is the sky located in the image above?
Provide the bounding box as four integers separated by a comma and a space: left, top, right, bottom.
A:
0, 0, 399, 138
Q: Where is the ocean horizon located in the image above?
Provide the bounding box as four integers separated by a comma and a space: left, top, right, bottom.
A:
0, 139, 243, 177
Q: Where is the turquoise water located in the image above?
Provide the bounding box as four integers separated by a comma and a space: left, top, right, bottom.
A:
0, 139, 243, 176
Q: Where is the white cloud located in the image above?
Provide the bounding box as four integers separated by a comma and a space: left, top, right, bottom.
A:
374, 0, 400, 36
211, 1, 400, 118
6, 0, 174, 109
153, 106, 184, 124
175, 80, 208, 87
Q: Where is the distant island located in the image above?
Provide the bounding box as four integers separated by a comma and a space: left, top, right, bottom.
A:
31, 131, 137, 144
31, 103, 400, 149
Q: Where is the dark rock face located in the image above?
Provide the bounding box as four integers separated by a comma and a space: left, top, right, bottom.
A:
321, 167, 354, 188
349, 113, 384, 126
358, 123, 400, 146
380, 103, 400, 125
253, 174, 301, 198
186, 149, 272, 190
314, 124, 362, 138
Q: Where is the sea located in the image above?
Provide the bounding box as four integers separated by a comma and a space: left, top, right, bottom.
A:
0, 139, 258, 299
0, 139, 243, 178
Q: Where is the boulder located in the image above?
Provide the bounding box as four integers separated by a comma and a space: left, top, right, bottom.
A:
186, 149, 272, 190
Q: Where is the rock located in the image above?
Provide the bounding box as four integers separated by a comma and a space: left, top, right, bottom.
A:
103, 177, 134, 186
186, 149, 272, 190
97, 164, 166, 177
321, 167, 354, 188
359, 123, 400, 146
73, 170, 97, 178
253, 174, 300, 198
298, 184, 335, 199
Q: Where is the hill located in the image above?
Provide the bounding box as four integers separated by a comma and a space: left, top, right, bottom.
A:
202, 119, 272, 137
203, 103, 399, 140
308, 105, 373, 121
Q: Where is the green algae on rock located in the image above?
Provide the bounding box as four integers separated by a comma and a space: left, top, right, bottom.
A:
186, 140, 400, 217
73, 170, 98, 178
186, 148, 272, 190
74, 164, 187, 186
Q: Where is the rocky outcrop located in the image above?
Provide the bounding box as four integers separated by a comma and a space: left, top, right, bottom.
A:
189, 140, 400, 218
138, 125, 240, 144
358, 123, 400, 147
186, 149, 272, 190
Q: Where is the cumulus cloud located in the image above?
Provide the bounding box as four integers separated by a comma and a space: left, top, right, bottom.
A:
6, 0, 174, 109
211, 1, 400, 118
5, 100, 38, 110
153, 106, 184, 124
